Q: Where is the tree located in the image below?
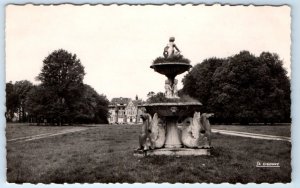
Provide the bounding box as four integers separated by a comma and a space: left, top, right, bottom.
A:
5, 80, 33, 122
182, 51, 291, 124
73, 84, 109, 124
14, 80, 33, 122
210, 51, 260, 124
147, 91, 155, 98
257, 52, 291, 123
35, 49, 85, 125
146, 92, 166, 103
182, 57, 225, 111
6, 82, 19, 121
25, 85, 51, 124
37, 49, 85, 87
25, 49, 109, 125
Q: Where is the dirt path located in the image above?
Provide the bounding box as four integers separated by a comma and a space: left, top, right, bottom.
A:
212, 129, 291, 142
7, 127, 92, 143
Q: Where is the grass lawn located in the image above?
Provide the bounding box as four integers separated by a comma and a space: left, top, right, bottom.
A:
6, 123, 291, 183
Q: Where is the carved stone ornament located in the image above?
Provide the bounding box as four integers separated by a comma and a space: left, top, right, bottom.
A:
170, 106, 178, 113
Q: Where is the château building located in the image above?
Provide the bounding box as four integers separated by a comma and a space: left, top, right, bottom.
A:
108, 96, 144, 124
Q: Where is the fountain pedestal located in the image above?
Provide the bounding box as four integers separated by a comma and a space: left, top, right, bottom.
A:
164, 118, 182, 148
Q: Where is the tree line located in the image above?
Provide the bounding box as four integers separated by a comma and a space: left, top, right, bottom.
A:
181, 51, 291, 124
7, 49, 290, 125
6, 49, 109, 125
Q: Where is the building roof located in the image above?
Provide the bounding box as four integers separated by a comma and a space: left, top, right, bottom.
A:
109, 97, 144, 107
111, 97, 130, 105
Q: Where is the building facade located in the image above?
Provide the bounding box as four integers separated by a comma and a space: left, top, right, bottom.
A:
108, 97, 144, 124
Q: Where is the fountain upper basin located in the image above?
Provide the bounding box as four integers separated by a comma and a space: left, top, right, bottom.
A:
150, 62, 192, 79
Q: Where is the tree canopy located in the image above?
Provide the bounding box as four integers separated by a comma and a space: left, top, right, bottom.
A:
72, 84, 109, 124
6, 80, 33, 122
7, 49, 109, 125
33, 49, 86, 124
182, 57, 225, 109
182, 51, 290, 124
6, 82, 19, 121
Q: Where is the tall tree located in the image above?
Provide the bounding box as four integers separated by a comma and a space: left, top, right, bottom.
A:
25, 49, 110, 125
210, 51, 260, 124
25, 85, 50, 124
257, 52, 291, 123
36, 49, 85, 125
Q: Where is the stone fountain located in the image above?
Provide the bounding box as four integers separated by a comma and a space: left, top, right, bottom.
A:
134, 37, 213, 156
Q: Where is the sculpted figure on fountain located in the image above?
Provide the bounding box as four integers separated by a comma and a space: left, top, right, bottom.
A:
200, 113, 214, 148
172, 79, 179, 98
165, 79, 173, 98
139, 111, 166, 150
163, 37, 181, 58
179, 112, 214, 148
179, 112, 201, 148
165, 78, 179, 99
150, 113, 166, 149
138, 112, 154, 150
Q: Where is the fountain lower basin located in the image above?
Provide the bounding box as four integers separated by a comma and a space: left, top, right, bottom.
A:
141, 102, 202, 151
140, 102, 202, 117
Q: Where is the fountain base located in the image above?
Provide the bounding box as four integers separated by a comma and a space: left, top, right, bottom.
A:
134, 147, 211, 157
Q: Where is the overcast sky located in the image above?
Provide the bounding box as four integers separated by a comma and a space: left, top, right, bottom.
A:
6, 4, 291, 100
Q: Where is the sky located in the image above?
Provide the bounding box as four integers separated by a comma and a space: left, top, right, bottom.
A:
6, 4, 291, 101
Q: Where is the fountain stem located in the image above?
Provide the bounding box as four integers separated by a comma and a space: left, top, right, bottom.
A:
164, 118, 182, 148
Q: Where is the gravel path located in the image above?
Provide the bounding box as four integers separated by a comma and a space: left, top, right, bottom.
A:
7, 127, 92, 143
212, 129, 291, 142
